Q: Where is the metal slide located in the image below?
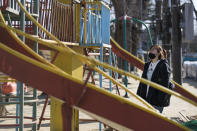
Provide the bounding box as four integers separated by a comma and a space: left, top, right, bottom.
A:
110, 37, 197, 105
0, 13, 190, 131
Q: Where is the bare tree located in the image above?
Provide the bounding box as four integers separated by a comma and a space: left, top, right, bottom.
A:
111, 0, 150, 70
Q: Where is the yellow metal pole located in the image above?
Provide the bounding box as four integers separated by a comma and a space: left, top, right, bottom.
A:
50, 46, 83, 131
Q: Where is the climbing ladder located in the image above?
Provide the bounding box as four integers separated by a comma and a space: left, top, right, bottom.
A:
0, 0, 39, 130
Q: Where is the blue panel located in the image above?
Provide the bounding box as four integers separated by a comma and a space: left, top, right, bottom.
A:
80, 3, 110, 46
101, 5, 110, 44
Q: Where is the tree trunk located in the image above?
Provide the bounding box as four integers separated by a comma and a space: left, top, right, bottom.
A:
111, 0, 125, 70
162, 0, 172, 67
111, 0, 141, 71
171, 0, 182, 84
155, 0, 162, 44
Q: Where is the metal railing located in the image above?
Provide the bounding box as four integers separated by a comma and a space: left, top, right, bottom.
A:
0, 0, 20, 12
80, 1, 110, 45
39, 0, 75, 42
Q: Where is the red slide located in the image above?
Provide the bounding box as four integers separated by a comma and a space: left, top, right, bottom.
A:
110, 37, 197, 104
0, 18, 189, 130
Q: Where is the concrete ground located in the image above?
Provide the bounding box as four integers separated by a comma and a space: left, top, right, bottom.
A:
0, 72, 197, 131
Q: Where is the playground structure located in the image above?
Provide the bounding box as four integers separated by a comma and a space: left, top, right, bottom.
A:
0, 0, 197, 131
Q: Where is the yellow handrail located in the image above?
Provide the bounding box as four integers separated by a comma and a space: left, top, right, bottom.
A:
0, 42, 189, 130
0, 1, 192, 129
0, 80, 17, 82
13, 0, 197, 108
110, 37, 197, 102
0, 14, 155, 111
0, 76, 10, 79
0, 12, 64, 74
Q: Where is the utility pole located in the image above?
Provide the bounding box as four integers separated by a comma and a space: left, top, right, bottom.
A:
171, 0, 182, 84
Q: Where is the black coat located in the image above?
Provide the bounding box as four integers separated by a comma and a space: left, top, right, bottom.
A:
137, 59, 171, 107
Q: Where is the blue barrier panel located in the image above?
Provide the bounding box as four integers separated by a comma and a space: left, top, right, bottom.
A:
80, 2, 110, 46
101, 4, 110, 44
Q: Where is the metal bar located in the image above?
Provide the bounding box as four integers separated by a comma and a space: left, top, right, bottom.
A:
83, 4, 87, 44
0, 99, 38, 104
19, 82, 24, 131
0, 121, 37, 127
56, 4, 60, 39
131, 17, 153, 47
37, 95, 49, 130
90, 72, 95, 84
69, 6, 72, 41
54, 1, 59, 38
91, 13, 94, 43
32, 88, 37, 131
71, 5, 74, 42
41, 0, 47, 37
99, 14, 102, 44
111, 53, 120, 95
14, 0, 16, 10
0, 79, 16, 82
0, 96, 35, 99
80, 11, 84, 43
20, 0, 25, 42
11, 0, 13, 9
40, 117, 50, 120
111, 16, 153, 48
47, 0, 52, 38
96, 16, 98, 43
0, 116, 35, 119
16, 81, 20, 131
62, 103, 72, 131
87, 6, 90, 43
30, 0, 32, 14
109, 48, 112, 92
59, 5, 62, 40
62, 5, 66, 41
99, 43, 103, 131
74, 3, 77, 42
38, 0, 43, 37
19, 0, 25, 130
123, 15, 128, 98
99, 45, 103, 88
50, 0, 55, 38
79, 119, 97, 122
65, 6, 69, 41
33, 0, 39, 130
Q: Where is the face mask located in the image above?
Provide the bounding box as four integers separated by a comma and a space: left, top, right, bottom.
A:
149, 53, 156, 59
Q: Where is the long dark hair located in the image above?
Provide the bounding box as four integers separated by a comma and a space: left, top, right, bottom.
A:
150, 45, 167, 59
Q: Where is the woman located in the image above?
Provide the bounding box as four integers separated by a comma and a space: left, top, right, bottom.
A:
137, 45, 172, 113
